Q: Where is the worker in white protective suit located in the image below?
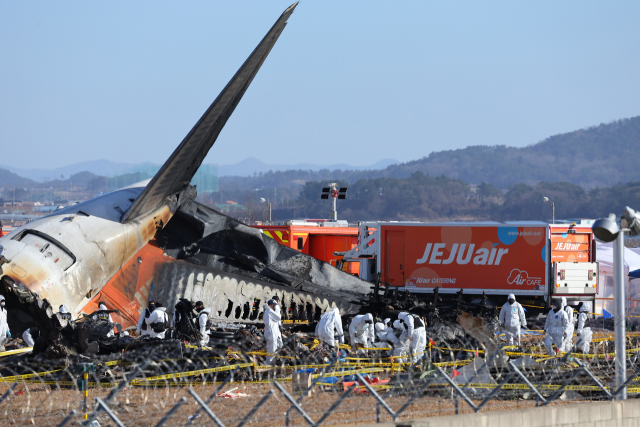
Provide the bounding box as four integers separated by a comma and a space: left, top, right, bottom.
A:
315, 307, 344, 348
22, 326, 40, 347
136, 301, 156, 337
0, 295, 10, 350
194, 301, 211, 347
576, 303, 593, 353
498, 294, 527, 345
560, 297, 576, 352
272, 295, 284, 348
92, 302, 115, 338
390, 319, 411, 362
349, 313, 375, 351
146, 302, 169, 339
263, 299, 282, 364
544, 299, 570, 356
398, 312, 428, 362
373, 319, 394, 349
58, 305, 72, 322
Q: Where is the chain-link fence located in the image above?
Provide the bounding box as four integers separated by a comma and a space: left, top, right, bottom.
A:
0, 329, 639, 427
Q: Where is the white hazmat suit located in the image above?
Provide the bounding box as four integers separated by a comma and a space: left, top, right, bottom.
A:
498, 294, 527, 345
147, 307, 169, 339
197, 307, 211, 347
390, 319, 411, 362
0, 296, 10, 346
373, 322, 395, 350
544, 307, 570, 355
263, 303, 282, 364
398, 312, 428, 362
349, 314, 375, 349
315, 307, 344, 347
22, 327, 38, 347
136, 305, 155, 337
576, 303, 593, 353
560, 297, 575, 352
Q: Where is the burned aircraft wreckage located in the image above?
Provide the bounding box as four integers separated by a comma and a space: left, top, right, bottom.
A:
0, 3, 372, 356
0, 3, 498, 358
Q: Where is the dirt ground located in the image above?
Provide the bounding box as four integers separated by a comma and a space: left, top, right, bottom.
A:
0, 381, 583, 427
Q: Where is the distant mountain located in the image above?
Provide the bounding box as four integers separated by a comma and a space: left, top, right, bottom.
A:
217, 157, 398, 177
0, 160, 133, 182
0, 169, 37, 187
378, 117, 640, 189
1, 158, 399, 182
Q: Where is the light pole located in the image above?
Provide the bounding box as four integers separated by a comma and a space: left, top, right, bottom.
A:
260, 198, 271, 224
320, 183, 348, 222
592, 207, 640, 400
542, 197, 555, 224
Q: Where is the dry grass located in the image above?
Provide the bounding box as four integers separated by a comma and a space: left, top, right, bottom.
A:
0, 381, 582, 427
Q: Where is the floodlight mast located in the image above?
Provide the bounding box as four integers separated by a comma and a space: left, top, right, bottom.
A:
592, 207, 640, 401
329, 183, 339, 222
320, 183, 347, 222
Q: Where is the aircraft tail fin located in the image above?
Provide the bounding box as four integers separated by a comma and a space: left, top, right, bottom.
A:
122, 3, 298, 223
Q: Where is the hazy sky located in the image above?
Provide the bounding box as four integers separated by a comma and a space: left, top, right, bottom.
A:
1, 1, 639, 170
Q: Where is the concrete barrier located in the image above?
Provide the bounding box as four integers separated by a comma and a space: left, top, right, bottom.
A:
359, 399, 640, 427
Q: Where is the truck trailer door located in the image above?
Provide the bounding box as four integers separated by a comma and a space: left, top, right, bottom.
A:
385, 231, 405, 286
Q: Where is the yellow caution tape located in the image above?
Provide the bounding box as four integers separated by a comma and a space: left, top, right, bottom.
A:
430, 382, 640, 393
432, 346, 485, 354
135, 367, 385, 387
131, 362, 254, 383
0, 369, 62, 382
0, 347, 33, 357
432, 360, 474, 368
312, 367, 384, 379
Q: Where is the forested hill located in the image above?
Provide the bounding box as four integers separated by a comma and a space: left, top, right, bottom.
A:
218, 116, 640, 190
382, 116, 640, 188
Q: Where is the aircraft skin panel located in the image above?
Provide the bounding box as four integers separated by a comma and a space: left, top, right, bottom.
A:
88, 238, 360, 330
122, 3, 298, 224
0, 186, 172, 324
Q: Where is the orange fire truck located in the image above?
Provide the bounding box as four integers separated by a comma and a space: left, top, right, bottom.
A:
252, 220, 360, 274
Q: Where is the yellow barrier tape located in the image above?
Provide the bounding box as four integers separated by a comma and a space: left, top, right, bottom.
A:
432, 346, 485, 354
0, 369, 62, 382
135, 367, 385, 387
0, 347, 32, 357
430, 382, 640, 393
131, 362, 254, 383
4, 379, 119, 388
312, 367, 384, 379
432, 360, 474, 368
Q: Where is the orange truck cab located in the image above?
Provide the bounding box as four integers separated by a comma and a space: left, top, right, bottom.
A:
252, 220, 360, 275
